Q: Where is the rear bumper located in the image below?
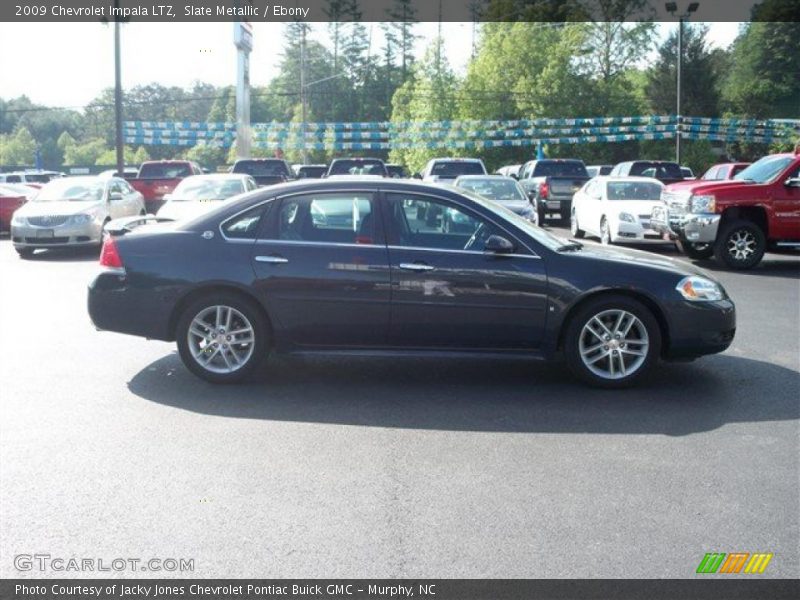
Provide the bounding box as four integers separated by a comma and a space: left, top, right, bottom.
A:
88, 271, 174, 341
650, 205, 720, 244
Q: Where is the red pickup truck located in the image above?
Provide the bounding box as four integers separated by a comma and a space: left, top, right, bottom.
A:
651, 151, 800, 269
127, 160, 202, 213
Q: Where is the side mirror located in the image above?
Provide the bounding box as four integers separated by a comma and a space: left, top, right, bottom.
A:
412, 172, 422, 180
484, 234, 515, 254
109, 192, 123, 201
785, 177, 800, 188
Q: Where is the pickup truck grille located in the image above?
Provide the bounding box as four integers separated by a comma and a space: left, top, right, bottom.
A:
661, 191, 691, 216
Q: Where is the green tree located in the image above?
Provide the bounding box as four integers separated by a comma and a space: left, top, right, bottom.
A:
63, 138, 108, 166
0, 126, 37, 165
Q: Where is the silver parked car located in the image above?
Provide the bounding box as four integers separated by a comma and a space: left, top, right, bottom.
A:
156, 174, 257, 222
10, 176, 145, 258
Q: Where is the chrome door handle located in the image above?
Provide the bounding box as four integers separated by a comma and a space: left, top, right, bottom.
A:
399, 262, 435, 272
255, 255, 289, 264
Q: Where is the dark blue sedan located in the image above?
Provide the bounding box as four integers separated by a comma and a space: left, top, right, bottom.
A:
89, 178, 735, 387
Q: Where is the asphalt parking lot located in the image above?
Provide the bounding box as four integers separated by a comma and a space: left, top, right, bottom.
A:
1, 230, 798, 579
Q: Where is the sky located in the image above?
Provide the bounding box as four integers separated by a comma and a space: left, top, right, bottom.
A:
0, 21, 742, 110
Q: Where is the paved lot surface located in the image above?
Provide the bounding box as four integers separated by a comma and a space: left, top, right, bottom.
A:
1, 230, 798, 579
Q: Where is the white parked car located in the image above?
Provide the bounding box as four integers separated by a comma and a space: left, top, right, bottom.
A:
156, 174, 257, 221
11, 176, 144, 257
570, 176, 668, 245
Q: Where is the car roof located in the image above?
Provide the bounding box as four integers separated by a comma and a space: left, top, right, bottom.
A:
181, 173, 250, 180
594, 176, 664, 184
454, 174, 508, 181
429, 157, 483, 162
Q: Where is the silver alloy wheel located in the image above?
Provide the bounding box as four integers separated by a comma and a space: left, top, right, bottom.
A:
578, 309, 649, 380
187, 305, 255, 374
726, 229, 757, 261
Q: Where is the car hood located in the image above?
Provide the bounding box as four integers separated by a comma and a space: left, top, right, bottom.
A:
16, 199, 102, 217
606, 200, 662, 217
496, 200, 532, 214
157, 201, 222, 221
570, 242, 713, 279
664, 179, 745, 195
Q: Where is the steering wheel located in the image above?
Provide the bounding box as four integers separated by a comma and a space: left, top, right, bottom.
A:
463, 223, 488, 251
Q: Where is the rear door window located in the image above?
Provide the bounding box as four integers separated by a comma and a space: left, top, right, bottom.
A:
274, 193, 378, 245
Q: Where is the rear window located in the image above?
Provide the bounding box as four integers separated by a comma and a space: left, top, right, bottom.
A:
531, 161, 588, 178
430, 161, 485, 178
233, 160, 291, 177
630, 162, 682, 179
139, 163, 193, 179
327, 160, 386, 176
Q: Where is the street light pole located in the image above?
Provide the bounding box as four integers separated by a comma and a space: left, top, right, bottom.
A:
665, 2, 699, 165
300, 24, 308, 165
113, 0, 124, 177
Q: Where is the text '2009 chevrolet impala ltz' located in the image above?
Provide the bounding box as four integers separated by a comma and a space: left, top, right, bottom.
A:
88, 178, 735, 388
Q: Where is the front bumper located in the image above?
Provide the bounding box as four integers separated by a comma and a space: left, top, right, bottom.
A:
650, 205, 720, 244
11, 220, 103, 248
664, 298, 736, 360
611, 219, 671, 244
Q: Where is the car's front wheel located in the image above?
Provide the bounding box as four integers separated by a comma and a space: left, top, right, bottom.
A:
676, 240, 714, 260
570, 210, 585, 238
564, 295, 661, 388
176, 292, 269, 383
600, 217, 612, 245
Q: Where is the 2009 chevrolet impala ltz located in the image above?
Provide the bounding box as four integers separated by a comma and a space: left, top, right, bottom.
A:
88, 178, 735, 387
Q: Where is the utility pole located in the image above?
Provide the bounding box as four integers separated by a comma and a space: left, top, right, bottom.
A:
113, 0, 124, 177
665, 2, 699, 165
300, 24, 308, 165
234, 19, 253, 159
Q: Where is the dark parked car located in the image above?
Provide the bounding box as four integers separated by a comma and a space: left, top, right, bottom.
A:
518, 159, 590, 225
89, 179, 735, 388
325, 158, 388, 178
232, 158, 294, 187
609, 161, 685, 186
296, 164, 328, 179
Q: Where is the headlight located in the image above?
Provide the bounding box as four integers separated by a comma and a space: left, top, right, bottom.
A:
11, 214, 26, 226
70, 214, 94, 225
676, 276, 725, 302
618, 212, 636, 223
690, 194, 715, 213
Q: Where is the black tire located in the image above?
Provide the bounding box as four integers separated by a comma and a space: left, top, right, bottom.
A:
564, 294, 661, 388
676, 240, 714, 260
570, 210, 585, 238
16, 247, 34, 259
176, 292, 270, 384
714, 219, 766, 270
537, 203, 546, 226
600, 217, 612, 245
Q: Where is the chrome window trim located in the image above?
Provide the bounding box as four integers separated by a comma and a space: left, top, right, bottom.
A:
387, 245, 541, 259
254, 239, 384, 249
381, 188, 540, 258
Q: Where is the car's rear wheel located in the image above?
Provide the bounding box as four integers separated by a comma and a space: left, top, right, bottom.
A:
537, 204, 546, 226
564, 295, 661, 388
714, 219, 766, 270
176, 293, 269, 383
676, 240, 714, 260
570, 210, 585, 238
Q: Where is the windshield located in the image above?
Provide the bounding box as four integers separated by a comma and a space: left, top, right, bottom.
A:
171, 177, 244, 201
328, 160, 386, 176
35, 178, 104, 202
606, 181, 663, 200
233, 160, 290, 177
138, 163, 193, 178
532, 161, 588, 177
457, 178, 527, 202
430, 161, 485, 178
630, 162, 682, 179
455, 187, 567, 252
734, 155, 794, 184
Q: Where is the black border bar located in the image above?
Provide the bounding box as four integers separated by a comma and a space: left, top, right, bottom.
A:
2, 579, 800, 600
3, 0, 799, 23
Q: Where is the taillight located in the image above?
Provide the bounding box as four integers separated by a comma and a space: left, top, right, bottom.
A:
100, 236, 124, 269
540, 181, 550, 199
